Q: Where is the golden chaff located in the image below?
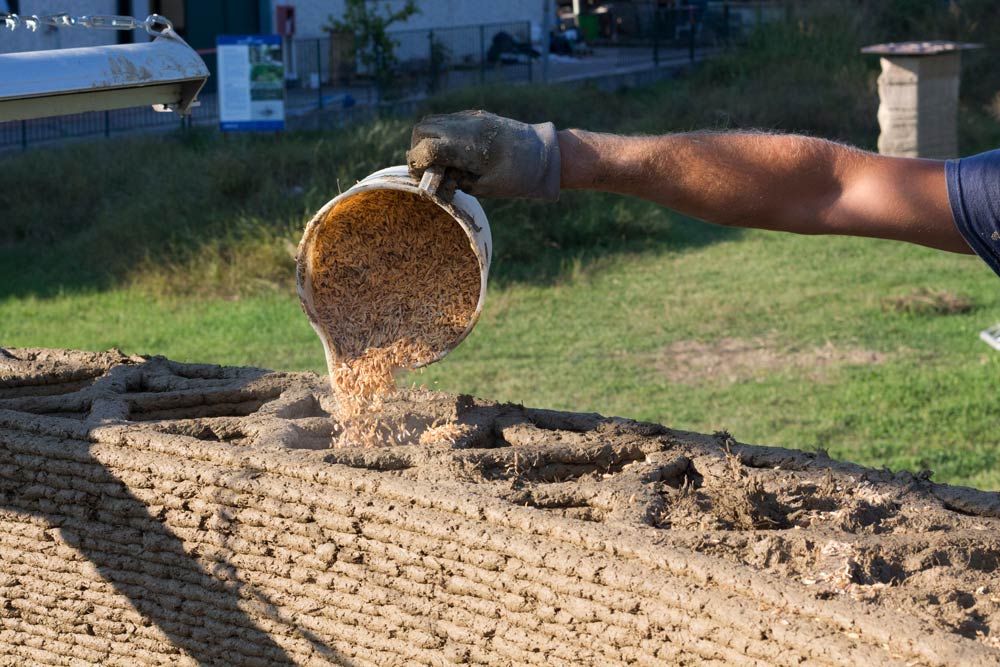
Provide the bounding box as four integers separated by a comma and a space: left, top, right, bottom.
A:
307, 189, 479, 447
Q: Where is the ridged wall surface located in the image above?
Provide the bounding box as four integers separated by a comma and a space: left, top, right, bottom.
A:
2, 348, 1000, 667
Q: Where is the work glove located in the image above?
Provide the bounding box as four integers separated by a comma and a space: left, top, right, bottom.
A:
407, 110, 561, 201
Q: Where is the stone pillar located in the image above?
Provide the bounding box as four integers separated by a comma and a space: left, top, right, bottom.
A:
862, 41, 980, 159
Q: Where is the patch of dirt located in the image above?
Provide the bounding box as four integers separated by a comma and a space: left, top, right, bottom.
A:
2, 348, 1000, 666
655, 336, 888, 384
882, 288, 975, 316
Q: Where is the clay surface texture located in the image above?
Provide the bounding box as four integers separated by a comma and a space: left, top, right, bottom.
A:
2, 348, 1000, 666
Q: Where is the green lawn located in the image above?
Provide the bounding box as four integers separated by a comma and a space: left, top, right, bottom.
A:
4, 4, 1000, 488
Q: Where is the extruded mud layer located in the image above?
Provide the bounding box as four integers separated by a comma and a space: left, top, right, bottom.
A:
2, 348, 1000, 667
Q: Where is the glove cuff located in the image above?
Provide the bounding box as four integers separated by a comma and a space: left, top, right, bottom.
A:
533, 121, 562, 202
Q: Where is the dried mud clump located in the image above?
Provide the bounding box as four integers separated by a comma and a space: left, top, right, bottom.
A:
305, 189, 480, 447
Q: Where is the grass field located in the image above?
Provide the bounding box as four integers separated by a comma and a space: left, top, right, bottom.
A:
3, 5, 1000, 488
5, 224, 999, 487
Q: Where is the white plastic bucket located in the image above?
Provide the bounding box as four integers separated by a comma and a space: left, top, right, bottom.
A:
296, 165, 492, 372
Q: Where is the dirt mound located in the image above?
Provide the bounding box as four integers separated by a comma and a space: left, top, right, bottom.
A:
2, 347, 999, 666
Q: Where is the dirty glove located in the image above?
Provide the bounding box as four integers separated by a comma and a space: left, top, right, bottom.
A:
407, 110, 561, 201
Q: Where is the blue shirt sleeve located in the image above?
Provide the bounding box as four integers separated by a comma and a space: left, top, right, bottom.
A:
946, 149, 1000, 279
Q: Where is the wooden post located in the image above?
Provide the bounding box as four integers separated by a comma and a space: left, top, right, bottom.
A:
541, 0, 551, 84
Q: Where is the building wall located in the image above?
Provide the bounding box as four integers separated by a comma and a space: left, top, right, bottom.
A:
0, 0, 152, 54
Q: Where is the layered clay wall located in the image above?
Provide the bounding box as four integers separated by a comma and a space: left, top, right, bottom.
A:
2, 348, 1000, 666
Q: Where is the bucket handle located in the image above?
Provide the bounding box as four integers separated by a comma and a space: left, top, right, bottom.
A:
418, 166, 445, 199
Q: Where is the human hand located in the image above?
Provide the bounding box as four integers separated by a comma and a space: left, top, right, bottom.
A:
407, 110, 561, 201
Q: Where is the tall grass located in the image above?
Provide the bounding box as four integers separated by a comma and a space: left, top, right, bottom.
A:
0, 121, 411, 298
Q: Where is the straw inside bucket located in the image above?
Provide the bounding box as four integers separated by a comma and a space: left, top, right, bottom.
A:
305, 188, 480, 447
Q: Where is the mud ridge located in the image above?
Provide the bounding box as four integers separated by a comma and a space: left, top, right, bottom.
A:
1, 348, 999, 666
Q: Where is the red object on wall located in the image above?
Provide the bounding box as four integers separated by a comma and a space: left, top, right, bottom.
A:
276, 5, 295, 36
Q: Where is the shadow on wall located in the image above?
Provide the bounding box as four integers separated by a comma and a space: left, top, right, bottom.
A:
0, 353, 360, 666
0, 448, 305, 666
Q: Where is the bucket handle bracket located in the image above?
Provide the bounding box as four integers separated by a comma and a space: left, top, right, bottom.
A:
418, 166, 445, 199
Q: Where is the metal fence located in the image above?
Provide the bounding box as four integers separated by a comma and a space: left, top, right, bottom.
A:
0, 94, 226, 150
602, 2, 782, 68
289, 21, 534, 106
0, 5, 779, 150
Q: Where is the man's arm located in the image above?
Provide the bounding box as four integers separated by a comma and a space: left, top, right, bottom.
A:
557, 129, 972, 254
407, 111, 972, 254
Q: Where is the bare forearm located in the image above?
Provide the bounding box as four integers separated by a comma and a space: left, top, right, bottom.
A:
559, 130, 847, 230
557, 129, 970, 253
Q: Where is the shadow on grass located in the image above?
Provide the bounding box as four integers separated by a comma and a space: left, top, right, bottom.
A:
483, 191, 744, 287
0, 125, 409, 301
0, 176, 742, 300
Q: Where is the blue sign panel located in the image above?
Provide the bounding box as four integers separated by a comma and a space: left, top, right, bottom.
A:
217, 34, 285, 131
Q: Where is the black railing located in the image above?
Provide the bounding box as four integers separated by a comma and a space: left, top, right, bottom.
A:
605, 2, 779, 68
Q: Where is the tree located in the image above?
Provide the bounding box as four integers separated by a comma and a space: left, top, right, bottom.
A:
326, 0, 420, 93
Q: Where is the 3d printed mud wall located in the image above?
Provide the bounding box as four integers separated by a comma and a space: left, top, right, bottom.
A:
2, 349, 999, 666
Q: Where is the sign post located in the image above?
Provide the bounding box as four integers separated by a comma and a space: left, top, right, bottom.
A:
217, 34, 285, 132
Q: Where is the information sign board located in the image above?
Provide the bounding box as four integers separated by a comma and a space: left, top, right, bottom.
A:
217, 34, 285, 131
